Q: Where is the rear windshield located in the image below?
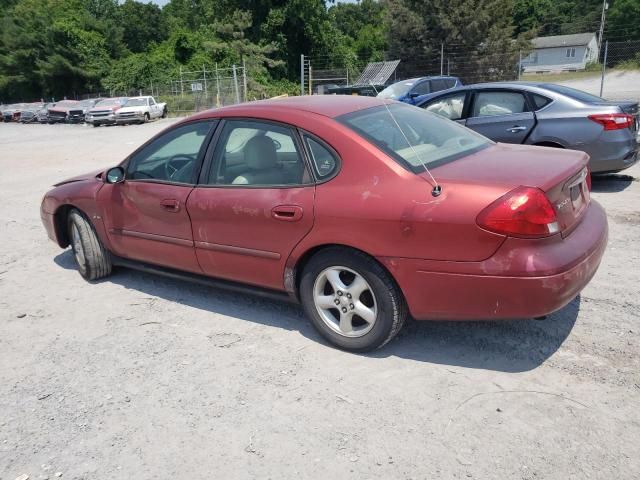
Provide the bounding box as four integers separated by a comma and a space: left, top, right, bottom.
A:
339, 104, 491, 172
541, 84, 605, 103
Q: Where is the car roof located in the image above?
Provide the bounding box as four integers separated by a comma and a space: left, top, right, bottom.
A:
193, 95, 394, 119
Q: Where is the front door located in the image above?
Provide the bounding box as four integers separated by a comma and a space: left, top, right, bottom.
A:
187, 119, 316, 290
465, 89, 536, 143
97, 120, 216, 272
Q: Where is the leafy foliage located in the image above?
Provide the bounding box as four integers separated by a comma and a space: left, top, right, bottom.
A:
0, 0, 638, 102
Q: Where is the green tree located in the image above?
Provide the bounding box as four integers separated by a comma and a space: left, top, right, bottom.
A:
120, 0, 168, 53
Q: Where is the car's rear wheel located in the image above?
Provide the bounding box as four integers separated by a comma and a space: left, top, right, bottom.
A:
67, 209, 112, 281
300, 247, 407, 352
161, 107, 167, 119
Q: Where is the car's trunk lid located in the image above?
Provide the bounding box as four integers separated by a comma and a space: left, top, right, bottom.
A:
424, 142, 590, 235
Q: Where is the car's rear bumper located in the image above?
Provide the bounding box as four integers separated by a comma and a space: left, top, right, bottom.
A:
379, 200, 608, 320
586, 130, 639, 173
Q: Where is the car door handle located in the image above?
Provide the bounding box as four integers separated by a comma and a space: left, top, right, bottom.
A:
160, 199, 180, 212
507, 125, 528, 132
271, 205, 303, 222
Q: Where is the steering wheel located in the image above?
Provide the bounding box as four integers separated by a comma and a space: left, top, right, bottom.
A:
165, 155, 193, 180
271, 138, 282, 151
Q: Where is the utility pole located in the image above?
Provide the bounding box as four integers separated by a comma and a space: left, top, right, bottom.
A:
440, 43, 444, 75
600, 40, 608, 97
300, 54, 305, 96
232, 64, 240, 104
242, 58, 248, 102
597, 1, 608, 55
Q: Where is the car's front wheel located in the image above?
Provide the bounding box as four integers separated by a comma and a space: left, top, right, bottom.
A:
300, 247, 407, 352
67, 210, 112, 281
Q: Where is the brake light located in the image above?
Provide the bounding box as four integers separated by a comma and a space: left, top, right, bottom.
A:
477, 186, 560, 238
588, 113, 634, 130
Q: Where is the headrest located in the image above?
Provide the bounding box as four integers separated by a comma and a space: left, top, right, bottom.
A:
244, 135, 277, 170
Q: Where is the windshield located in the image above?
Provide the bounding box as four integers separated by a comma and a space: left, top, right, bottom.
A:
541, 84, 606, 103
125, 98, 148, 107
377, 80, 416, 100
96, 98, 125, 107
339, 104, 491, 172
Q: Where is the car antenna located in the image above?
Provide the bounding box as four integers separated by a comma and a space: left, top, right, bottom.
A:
368, 82, 442, 197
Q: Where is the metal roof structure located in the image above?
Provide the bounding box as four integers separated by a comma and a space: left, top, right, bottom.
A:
532, 32, 596, 49
353, 60, 401, 86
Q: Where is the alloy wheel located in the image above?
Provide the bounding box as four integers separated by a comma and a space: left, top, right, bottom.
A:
313, 266, 378, 337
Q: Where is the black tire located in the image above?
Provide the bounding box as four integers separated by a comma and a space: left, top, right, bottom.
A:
299, 247, 407, 352
92, 123, 99, 127
161, 107, 167, 119
143, 113, 150, 123
67, 209, 112, 281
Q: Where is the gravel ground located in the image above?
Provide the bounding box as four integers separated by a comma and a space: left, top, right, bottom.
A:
0, 120, 639, 480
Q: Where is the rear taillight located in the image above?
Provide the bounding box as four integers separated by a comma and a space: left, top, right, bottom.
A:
586, 166, 592, 191
588, 113, 634, 130
477, 186, 560, 238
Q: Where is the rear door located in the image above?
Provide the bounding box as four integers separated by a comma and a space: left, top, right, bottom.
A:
465, 89, 536, 144
187, 119, 316, 290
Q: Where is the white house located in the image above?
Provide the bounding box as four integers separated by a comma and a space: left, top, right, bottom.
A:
522, 32, 599, 73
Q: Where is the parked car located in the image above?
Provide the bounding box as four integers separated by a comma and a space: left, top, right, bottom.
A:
37, 103, 54, 123
2, 104, 18, 122
418, 82, 639, 173
18, 103, 44, 123
86, 97, 128, 127
377, 76, 463, 105
40, 96, 607, 352
115, 96, 167, 124
47, 100, 81, 123
66, 98, 102, 123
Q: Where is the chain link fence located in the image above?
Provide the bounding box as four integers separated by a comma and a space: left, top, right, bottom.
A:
302, 35, 640, 102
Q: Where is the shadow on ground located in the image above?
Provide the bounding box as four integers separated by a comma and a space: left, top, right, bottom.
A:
55, 250, 578, 373
591, 173, 635, 192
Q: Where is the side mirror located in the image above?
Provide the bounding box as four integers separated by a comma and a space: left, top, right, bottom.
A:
106, 166, 125, 184
409, 92, 421, 99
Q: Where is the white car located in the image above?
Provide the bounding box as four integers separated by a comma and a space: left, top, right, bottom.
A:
115, 96, 167, 125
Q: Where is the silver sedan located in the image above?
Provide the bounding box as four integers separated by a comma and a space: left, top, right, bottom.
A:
418, 82, 639, 173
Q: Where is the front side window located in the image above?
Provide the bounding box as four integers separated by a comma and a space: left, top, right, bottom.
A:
472, 91, 528, 117
430, 79, 448, 92
208, 120, 310, 186
127, 121, 214, 183
412, 81, 431, 95
339, 104, 491, 172
423, 92, 466, 120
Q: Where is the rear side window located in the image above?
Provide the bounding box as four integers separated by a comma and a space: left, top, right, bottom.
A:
305, 136, 339, 179
472, 91, 528, 117
430, 79, 447, 92
532, 94, 552, 110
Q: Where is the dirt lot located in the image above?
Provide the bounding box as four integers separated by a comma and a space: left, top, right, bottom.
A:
1, 120, 639, 480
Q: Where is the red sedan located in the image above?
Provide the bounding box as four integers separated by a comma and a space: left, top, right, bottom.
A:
41, 96, 608, 351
